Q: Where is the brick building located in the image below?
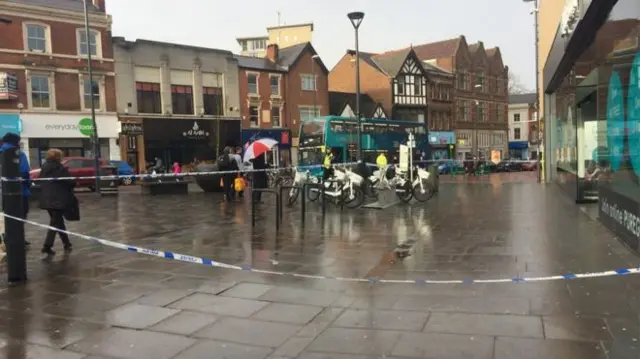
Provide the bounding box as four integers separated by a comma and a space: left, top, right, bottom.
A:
410, 36, 509, 160
0, 0, 120, 167
235, 42, 329, 146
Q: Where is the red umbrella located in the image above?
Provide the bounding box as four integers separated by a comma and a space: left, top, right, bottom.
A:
243, 138, 278, 162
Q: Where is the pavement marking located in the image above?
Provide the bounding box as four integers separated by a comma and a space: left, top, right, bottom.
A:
4, 212, 636, 285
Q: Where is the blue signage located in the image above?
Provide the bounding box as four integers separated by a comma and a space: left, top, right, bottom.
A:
0, 114, 21, 138
606, 71, 624, 171
508, 141, 529, 150
428, 131, 456, 145
628, 51, 640, 176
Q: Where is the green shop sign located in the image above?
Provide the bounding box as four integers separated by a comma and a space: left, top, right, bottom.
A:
78, 118, 95, 136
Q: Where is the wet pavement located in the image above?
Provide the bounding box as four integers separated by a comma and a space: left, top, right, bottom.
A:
0, 173, 639, 359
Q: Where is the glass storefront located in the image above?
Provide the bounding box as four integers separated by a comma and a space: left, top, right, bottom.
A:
545, 0, 640, 249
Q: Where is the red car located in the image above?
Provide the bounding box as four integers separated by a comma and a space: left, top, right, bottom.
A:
30, 157, 117, 191
521, 161, 538, 171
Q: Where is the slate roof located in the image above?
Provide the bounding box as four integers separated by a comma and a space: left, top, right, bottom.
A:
234, 42, 328, 73
412, 36, 462, 60
422, 62, 453, 76
112, 37, 233, 56
371, 48, 413, 77
509, 93, 536, 104
235, 55, 285, 72
7, 0, 102, 12
329, 91, 383, 118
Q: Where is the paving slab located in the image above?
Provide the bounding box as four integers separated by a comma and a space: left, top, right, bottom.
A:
150, 311, 218, 335
193, 317, 301, 347
259, 287, 341, 307
221, 282, 276, 299
425, 312, 544, 338
390, 332, 495, 359
333, 309, 429, 331
174, 339, 273, 359
493, 337, 607, 359
307, 328, 402, 356
96, 303, 180, 329
169, 293, 268, 317
67, 327, 196, 359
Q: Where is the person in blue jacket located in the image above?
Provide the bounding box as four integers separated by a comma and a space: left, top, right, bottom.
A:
0, 132, 31, 246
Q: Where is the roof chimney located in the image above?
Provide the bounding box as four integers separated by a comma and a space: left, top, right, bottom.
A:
267, 44, 279, 63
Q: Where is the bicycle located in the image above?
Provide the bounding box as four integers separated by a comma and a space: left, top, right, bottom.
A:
306, 167, 365, 209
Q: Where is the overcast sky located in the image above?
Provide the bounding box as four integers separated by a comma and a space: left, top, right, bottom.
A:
107, 0, 536, 90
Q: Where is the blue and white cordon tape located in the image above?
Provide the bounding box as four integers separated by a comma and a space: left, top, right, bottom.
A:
2, 213, 638, 284
0, 159, 535, 183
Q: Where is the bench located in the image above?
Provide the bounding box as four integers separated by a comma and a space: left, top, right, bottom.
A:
140, 180, 189, 195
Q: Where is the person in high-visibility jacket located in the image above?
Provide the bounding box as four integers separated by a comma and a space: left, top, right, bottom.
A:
322, 148, 334, 180
376, 152, 388, 186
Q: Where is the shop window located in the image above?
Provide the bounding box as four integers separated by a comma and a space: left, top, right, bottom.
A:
271, 106, 281, 127
30, 74, 50, 109
171, 85, 193, 115
249, 106, 259, 127
203, 86, 223, 115
83, 79, 101, 110
136, 82, 161, 114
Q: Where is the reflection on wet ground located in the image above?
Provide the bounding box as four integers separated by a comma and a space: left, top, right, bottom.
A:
0, 175, 638, 358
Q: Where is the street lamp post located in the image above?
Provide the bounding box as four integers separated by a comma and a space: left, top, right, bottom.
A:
524, 0, 542, 182
82, 0, 101, 193
348, 11, 364, 161
311, 54, 320, 117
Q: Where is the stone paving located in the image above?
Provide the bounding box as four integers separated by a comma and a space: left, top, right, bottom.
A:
0, 174, 639, 359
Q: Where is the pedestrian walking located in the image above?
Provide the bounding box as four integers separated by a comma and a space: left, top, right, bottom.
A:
172, 162, 181, 175
232, 146, 245, 198
251, 153, 267, 203
0, 132, 32, 253
39, 149, 75, 256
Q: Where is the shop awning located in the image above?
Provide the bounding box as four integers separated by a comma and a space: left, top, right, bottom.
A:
508, 141, 529, 150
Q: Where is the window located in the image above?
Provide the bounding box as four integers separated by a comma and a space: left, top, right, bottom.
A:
476, 102, 487, 122
249, 106, 259, 127
203, 87, 223, 115
513, 113, 521, 122
300, 107, 320, 122
397, 77, 405, 95
476, 71, 485, 91
457, 72, 468, 90
25, 24, 47, 52
241, 41, 248, 52
248, 74, 258, 95
83, 79, 100, 110
301, 74, 316, 91
252, 39, 266, 50
171, 85, 194, 115
136, 82, 162, 114
30, 75, 50, 108
271, 106, 281, 127
270, 76, 280, 96
514, 128, 521, 140
77, 29, 99, 56
458, 100, 469, 121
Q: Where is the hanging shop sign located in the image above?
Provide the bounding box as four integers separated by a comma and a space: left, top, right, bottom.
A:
0, 72, 19, 100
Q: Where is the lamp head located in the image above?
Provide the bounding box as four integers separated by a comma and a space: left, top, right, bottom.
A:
347, 12, 365, 29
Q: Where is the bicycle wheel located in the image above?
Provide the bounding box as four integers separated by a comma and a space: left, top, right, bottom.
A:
307, 185, 320, 202
343, 186, 365, 209
413, 181, 433, 202
396, 182, 413, 203
288, 187, 300, 205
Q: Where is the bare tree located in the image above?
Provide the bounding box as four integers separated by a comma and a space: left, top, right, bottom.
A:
508, 73, 531, 94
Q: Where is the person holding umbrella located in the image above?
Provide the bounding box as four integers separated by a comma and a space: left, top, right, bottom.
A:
243, 138, 279, 203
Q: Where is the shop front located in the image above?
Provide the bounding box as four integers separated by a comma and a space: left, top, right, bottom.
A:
241, 128, 293, 167
428, 131, 455, 160
20, 114, 120, 168
508, 141, 529, 159
544, 0, 640, 249
142, 118, 241, 171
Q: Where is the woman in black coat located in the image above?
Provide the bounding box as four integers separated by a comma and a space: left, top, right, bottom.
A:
39, 149, 75, 255
251, 153, 268, 203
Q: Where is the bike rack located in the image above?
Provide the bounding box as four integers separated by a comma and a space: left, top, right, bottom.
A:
278, 185, 301, 223
251, 188, 281, 231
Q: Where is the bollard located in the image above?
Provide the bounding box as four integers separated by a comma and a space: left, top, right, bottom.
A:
250, 188, 280, 231
2, 148, 27, 284
301, 184, 306, 224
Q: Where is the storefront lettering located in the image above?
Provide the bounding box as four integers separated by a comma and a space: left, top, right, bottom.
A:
43, 119, 95, 136
183, 121, 209, 139
601, 199, 640, 240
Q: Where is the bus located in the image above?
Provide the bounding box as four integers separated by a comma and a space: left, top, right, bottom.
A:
297, 116, 428, 174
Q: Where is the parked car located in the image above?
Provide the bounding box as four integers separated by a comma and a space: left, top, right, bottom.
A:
30, 157, 117, 191
438, 160, 463, 174
522, 161, 538, 171
495, 161, 522, 172
109, 160, 136, 185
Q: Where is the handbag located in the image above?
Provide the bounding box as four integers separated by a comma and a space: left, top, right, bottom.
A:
64, 195, 80, 222
234, 176, 246, 192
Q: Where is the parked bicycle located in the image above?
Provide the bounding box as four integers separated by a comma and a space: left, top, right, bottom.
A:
286, 169, 319, 205
369, 165, 434, 203
307, 166, 365, 209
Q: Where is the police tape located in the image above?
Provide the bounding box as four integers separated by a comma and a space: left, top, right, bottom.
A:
0, 159, 536, 183
2, 212, 638, 284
